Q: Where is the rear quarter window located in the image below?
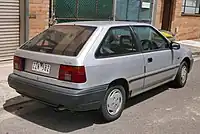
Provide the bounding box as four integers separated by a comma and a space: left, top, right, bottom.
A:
20, 25, 96, 56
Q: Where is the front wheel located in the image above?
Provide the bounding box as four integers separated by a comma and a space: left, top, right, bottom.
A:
172, 61, 188, 88
100, 85, 126, 122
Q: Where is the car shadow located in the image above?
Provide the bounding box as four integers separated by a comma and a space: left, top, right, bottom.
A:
126, 84, 169, 109
3, 84, 169, 133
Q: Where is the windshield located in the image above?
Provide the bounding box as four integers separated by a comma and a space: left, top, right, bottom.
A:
20, 25, 96, 56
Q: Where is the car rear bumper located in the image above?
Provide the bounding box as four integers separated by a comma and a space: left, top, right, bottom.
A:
8, 73, 108, 111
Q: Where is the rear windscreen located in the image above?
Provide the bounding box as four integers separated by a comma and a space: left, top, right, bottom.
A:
20, 25, 96, 56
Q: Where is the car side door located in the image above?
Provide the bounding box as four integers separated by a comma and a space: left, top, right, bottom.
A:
94, 26, 145, 95
132, 25, 177, 89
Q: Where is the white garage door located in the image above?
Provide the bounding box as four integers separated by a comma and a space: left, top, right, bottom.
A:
0, 0, 19, 62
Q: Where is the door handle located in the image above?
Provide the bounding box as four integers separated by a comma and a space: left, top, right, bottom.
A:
148, 58, 153, 63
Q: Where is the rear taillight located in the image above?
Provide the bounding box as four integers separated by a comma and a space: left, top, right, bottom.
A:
14, 56, 25, 71
58, 65, 86, 83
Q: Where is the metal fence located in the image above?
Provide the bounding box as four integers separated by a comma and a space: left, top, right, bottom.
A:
53, 0, 113, 23
52, 0, 154, 24
115, 0, 154, 23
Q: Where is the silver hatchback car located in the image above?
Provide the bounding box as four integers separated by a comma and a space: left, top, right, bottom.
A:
8, 21, 193, 121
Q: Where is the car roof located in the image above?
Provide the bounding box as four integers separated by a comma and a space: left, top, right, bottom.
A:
56, 21, 151, 27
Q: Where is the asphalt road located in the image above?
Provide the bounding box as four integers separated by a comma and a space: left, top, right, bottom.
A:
1, 60, 200, 134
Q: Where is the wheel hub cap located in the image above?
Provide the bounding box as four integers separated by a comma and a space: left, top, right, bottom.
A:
181, 66, 187, 84
107, 89, 123, 115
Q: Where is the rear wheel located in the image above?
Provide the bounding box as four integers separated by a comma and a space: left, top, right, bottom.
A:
172, 61, 188, 88
100, 85, 126, 122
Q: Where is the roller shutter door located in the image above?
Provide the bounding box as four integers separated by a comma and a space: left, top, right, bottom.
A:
0, 0, 19, 62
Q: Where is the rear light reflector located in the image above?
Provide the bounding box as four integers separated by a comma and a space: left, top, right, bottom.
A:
14, 56, 25, 71
58, 65, 86, 83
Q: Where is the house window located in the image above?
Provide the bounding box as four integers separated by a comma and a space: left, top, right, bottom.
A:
182, 0, 200, 14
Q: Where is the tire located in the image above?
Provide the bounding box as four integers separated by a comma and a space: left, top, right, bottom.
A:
100, 85, 126, 122
172, 61, 188, 88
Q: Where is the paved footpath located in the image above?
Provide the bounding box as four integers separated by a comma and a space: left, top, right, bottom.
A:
178, 40, 200, 57
0, 63, 30, 110
0, 63, 17, 109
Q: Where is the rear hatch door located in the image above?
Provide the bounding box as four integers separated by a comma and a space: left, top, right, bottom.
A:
16, 25, 96, 79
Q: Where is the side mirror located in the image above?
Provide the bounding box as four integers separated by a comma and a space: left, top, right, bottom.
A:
170, 42, 180, 50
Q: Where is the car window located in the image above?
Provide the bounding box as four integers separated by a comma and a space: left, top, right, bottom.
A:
20, 25, 96, 56
96, 26, 139, 57
132, 26, 169, 52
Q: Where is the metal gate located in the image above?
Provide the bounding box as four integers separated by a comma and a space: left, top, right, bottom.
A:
0, 0, 19, 62
116, 0, 154, 23
52, 0, 154, 24
53, 0, 113, 23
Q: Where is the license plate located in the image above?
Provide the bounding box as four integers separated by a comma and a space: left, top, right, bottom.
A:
32, 61, 51, 74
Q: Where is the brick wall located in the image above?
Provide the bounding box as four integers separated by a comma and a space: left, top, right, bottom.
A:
155, 0, 200, 40
155, 0, 163, 29
29, 0, 49, 38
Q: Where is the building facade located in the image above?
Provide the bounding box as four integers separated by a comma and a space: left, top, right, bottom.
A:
155, 0, 200, 40
0, 0, 49, 62
0, 0, 27, 62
